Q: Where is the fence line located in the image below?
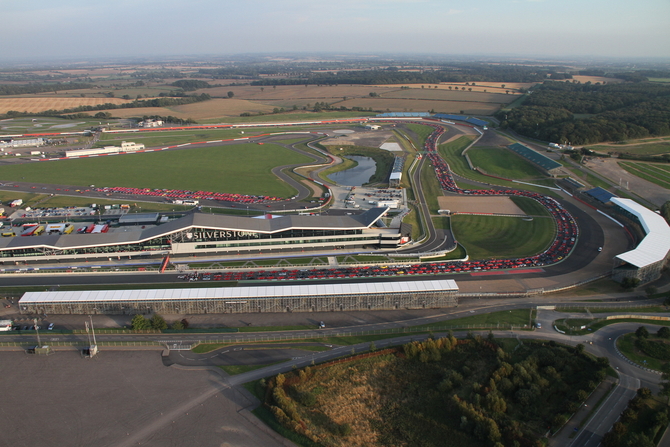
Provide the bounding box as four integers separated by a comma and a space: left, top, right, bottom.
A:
0, 324, 532, 350
555, 303, 656, 311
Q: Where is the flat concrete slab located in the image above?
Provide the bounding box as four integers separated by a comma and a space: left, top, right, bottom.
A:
0, 350, 287, 447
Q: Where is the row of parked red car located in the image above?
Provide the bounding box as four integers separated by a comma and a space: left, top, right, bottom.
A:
168, 123, 579, 282
93, 186, 283, 204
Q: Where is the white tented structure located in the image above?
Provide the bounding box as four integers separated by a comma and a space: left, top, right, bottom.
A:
66, 142, 145, 158
611, 198, 670, 283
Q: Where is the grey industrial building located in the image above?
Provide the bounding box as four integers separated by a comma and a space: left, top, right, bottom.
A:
18, 279, 459, 315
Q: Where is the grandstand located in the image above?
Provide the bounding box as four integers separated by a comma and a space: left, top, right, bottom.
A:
507, 143, 562, 176
585, 187, 617, 204
610, 198, 670, 284
432, 114, 488, 127
376, 112, 430, 118
18, 279, 459, 315
389, 156, 405, 187
557, 177, 586, 193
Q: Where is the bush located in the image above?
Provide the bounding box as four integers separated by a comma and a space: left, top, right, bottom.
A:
131, 314, 150, 330
150, 314, 168, 331
621, 277, 640, 291
337, 423, 352, 436
635, 326, 649, 339
636, 338, 670, 360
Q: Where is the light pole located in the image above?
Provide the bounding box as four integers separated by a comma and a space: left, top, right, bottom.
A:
34, 318, 41, 347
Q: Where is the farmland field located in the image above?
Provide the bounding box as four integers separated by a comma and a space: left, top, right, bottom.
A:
198, 85, 394, 100
467, 147, 547, 179
371, 82, 535, 93
97, 98, 276, 120
339, 98, 501, 115
380, 88, 512, 104
0, 143, 311, 197
0, 97, 131, 114
451, 214, 555, 259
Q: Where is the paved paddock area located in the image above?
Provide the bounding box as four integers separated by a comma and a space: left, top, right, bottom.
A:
0, 350, 288, 447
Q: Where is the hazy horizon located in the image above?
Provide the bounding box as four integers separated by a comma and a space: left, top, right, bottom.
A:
3, 0, 669, 62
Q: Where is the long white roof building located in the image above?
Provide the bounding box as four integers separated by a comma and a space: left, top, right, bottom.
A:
612, 198, 670, 268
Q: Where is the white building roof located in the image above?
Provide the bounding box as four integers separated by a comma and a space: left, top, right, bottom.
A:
612, 198, 670, 268
19, 279, 458, 304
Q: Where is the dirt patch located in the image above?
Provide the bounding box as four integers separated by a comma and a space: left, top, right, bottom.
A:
301, 179, 322, 196
437, 195, 526, 215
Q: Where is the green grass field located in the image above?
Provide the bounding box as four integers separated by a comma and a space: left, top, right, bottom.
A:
467, 147, 547, 179
0, 143, 312, 197
509, 195, 551, 216
405, 123, 435, 148
420, 157, 445, 213
618, 161, 670, 189
97, 126, 322, 148
567, 167, 613, 189
617, 333, 668, 372
435, 138, 562, 196
451, 214, 555, 260
0, 117, 108, 132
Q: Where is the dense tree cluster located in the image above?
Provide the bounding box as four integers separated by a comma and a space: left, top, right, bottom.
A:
129, 69, 183, 80
601, 388, 668, 447
139, 114, 196, 125
170, 79, 212, 91
661, 202, 670, 224
498, 81, 670, 144
405, 337, 609, 447
0, 82, 92, 95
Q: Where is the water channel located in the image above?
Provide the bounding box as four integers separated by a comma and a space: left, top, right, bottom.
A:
329, 156, 377, 186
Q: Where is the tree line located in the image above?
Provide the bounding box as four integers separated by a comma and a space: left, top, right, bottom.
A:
498, 81, 670, 144
0, 82, 92, 95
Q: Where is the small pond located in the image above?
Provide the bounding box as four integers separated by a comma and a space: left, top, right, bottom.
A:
329, 156, 377, 186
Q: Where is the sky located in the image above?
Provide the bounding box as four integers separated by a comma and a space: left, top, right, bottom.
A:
3, 0, 669, 61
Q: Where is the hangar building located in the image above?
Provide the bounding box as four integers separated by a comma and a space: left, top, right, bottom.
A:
18, 279, 459, 315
